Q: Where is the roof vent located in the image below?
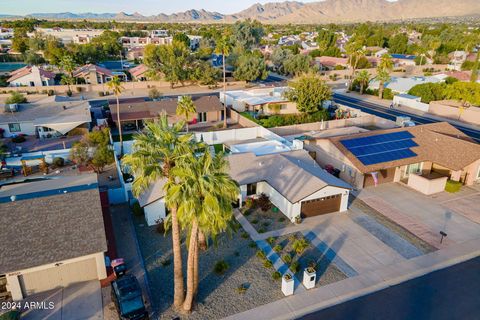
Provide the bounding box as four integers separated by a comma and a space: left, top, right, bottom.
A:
10, 195, 16, 202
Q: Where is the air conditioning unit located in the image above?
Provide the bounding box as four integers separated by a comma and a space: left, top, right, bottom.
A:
4, 104, 18, 112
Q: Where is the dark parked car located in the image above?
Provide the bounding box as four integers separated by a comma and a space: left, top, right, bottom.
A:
112, 275, 148, 320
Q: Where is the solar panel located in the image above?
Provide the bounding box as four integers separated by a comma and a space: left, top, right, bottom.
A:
358, 149, 417, 165
340, 131, 418, 166
341, 131, 414, 148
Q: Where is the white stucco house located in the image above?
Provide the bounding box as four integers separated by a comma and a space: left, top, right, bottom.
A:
0, 96, 91, 139
0, 174, 107, 301
7, 66, 56, 87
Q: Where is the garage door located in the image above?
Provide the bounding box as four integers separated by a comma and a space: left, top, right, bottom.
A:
301, 194, 341, 217
363, 168, 396, 188
19, 258, 98, 296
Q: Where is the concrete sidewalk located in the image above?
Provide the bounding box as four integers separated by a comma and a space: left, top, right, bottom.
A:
223, 238, 480, 320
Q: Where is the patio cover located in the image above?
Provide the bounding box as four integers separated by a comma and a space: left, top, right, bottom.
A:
36, 121, 89, 134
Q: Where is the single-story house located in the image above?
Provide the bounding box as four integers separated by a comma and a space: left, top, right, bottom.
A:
229, 149, 351, 220
7, 66, 55, 87
109, 95, 224, 131
220, 87, 298, 115
129, 64, 149, 81
0, 174, 107, 301
448, 50, 468, 71
304, 122, 480, 193
369, 74, 447, 94
126, 47, 145, 61
315, 56, 348, 71
73, 64, 114, 84
0, 96, 91, 138
136, 149, 351, 225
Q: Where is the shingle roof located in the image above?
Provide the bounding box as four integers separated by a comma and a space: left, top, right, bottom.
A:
129, 64, 149, 78
228, 149, 351, 203
110, 95, 223, 122
328, 122, 480, 174
73, 63, 114, 78
0, 174, 107, 274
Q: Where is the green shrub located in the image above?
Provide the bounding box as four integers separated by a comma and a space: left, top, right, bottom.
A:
282, 253, 292, 264
383, 88, 394, 100
11, 135, 26, 143
258, 193, 272, 212
278, 217, 286, 222
251, 218, 259, 224
214, 260, 229, 275
5, 91, 27, 104
290, 261, 300, 273
256, 250, 266, 260
272, 271, 282, 280
273, 244, 283, 253
266, 237, 275, 245
47, 89, 55, 96
288, 234, 297, 242
53, 157, 65, 167
245, 197, 254, 208
66, 89, 73, 97
262, 221, 271, 227
263, 260, 273, 268
258, 227, 266, 233
241, 231, 249, 239
243, 209, 251, 216
248, 241, 257, 248
132, 202, 144, 216
445, 180, 462, 193
292, 238, 310, 255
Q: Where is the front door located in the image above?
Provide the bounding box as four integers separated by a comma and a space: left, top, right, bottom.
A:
403, 163, 422, 179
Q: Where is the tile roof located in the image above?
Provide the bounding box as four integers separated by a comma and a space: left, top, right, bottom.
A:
73, 63, 114, 78
327, 122, 480, 174
7, 66, 56, 82
129, 64, 149, 78
110, 95, 223, 122
228, 149, 351, 203
0, 174, 107, 274
315, 56, 348, 67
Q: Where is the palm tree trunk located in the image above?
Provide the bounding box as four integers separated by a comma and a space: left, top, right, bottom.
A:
378, 82, 384, 99
360, 83, 364, 95
193, 235, 199, 296
171, 206, 185, 309
223, 54, 227, 129
183, 220, 199, 312
116, 96, 123, 155
198, 230, 207, 251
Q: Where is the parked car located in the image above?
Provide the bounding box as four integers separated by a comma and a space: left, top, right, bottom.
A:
112, 275, 148, 320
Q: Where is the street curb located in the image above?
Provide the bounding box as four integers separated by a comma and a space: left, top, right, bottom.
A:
223, 238, 480, 320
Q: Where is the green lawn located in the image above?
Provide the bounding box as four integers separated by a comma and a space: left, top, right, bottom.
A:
445, 179, 462, 193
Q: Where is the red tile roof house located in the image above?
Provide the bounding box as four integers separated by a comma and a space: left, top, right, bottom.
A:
129, 64, 149, 81
73, 64, 114, 84
315, 56, 348, 71
303, 122, 480, 194
7, 66, 56, 87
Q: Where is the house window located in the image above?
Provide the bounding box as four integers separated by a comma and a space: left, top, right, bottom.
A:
29, 81, 35, 87
246, 183, 257, 196
42, 127, 54, 132
8, 123, 21, 133
197, 112, 207, 123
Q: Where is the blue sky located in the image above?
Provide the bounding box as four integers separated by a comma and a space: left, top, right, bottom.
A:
1, 0, 323, 15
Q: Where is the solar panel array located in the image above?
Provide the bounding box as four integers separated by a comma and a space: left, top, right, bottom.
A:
340, 131, 418, 166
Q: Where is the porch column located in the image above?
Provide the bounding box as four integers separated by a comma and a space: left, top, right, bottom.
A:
450, 170, 462, 182
6, 274, 23, 301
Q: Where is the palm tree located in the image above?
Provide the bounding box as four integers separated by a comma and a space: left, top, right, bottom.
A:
376, 69, 391, 99
106, 76, 124, 154
166, 149, 239, 312
122, 115, 195, 309
59, 54, 76, 93
176, 96, 196, 132
214, 35, 233, 128
347, 47, 365, 90
355, 70, 370, 95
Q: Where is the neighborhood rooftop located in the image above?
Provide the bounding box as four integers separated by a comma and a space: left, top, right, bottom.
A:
228, 149, 351, 203
0, 173, 107, 274
329, 122, 480, 174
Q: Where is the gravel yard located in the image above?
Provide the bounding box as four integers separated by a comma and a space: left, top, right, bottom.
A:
132, 214, 284, 320
242, 205, 294, 234
271, 232, 347, 287
350, 198, 436, 254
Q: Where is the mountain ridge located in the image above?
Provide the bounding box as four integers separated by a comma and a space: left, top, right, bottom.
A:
2, 0, 480, 23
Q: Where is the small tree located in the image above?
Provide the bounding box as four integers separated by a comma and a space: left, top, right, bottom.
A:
5, 92, 27, 105
284, 73, 332, 114
148, 87, 162, 100
70, 128, 114, 173
355, 70, 371, 95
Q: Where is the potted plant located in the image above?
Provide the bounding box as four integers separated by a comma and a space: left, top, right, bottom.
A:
294, 215, 302, 224
282, 273, 294, 296
303, 267, 316, 289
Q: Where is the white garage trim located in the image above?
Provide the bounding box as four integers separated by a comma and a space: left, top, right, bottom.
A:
5, 252, 106, 301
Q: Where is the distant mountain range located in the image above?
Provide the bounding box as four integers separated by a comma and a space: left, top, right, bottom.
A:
2, 0, 480, 24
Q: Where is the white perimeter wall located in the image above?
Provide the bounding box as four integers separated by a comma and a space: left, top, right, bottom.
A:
144, 198, 167, 226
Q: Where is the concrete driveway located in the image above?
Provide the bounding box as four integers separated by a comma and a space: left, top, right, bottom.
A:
358, 183, 480, 246
21, 281, 103, 320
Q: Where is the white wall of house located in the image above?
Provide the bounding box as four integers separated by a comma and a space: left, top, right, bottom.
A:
5, 252, 106, 301
0, 121, 36, 137
9, 68, 54, 87
256, 181, 297, 221
144, 198, 167, 226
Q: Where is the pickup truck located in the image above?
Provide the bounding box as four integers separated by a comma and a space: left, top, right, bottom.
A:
112, 275, 148, 320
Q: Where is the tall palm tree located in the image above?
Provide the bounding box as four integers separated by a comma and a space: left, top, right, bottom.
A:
376, 54, 394, 99
59, 54, 76, 93
214, 35, 232, 128
122, 115, 195, 309
176, 96, 196, 132
107, 76, 124, 154
355, 70, 370, 95
166, 149, 239, 312
347, 46, 365, 90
